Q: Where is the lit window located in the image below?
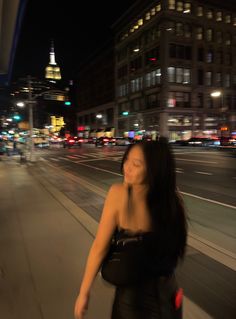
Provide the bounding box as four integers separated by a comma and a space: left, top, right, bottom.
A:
138, 19, 143, 26
183, 69, 190, 84
206, 29, 213, 42
197, 6, 203, 17
225, 14, 231, 24
216, 11, 222, 21
151, 7, 156, 16
176, 1, 183, 12
225, 33, 231, 45
196, 27, 203, 40
156, 4, 161, 12
184, 3, 191, 14
206, 71, 212, 86
206, 50, 213, 63
233, 17, 236, 27
168, 0, 175, 10
176, 68, 183, 83
185, 24, 191, 38
168, 67, 175, 82
145, 12, 151, 20
207, 10, 213, 19
176, 23, 184, 36
145, 73, 151, 88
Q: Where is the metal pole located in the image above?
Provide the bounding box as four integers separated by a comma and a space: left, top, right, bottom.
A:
28, 75, 35, 162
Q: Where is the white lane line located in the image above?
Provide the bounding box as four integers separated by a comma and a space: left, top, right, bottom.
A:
176, 158, 217, 164
76, 162, 123, 176
67, 154, 88, 158
39, 157, 47, 161
195, 171, 213, 175
181, 191, 236, 209
66, 155, 80, 159
50, 158, 59, 162
176, 170, 184, 174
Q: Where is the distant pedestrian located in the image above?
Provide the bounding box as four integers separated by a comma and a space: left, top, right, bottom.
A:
74, 137, 188, 319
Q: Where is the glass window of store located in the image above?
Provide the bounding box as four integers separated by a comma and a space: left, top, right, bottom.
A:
168, 67, 175, 82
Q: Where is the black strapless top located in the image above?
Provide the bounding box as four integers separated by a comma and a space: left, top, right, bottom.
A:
113, 227, 177, 277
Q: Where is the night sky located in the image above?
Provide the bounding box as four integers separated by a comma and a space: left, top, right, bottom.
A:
12, 0, 138, 82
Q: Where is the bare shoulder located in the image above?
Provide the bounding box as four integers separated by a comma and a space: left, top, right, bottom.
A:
108, 183, 125, 197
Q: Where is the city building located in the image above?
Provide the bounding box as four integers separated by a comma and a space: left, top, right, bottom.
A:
113, 0, 236, 140
45, 40, 62, 83
75, 43, 115, 138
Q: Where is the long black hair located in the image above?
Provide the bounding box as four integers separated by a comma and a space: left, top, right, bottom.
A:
121, 138, 188, 260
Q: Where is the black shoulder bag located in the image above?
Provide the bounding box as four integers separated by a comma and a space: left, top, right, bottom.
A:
101, 233, 147, 286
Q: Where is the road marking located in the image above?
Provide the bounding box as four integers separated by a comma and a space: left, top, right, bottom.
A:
76, 162, 123, 176
195, 171, 213, 175
66, 155, 80, 159
176, 170, 184, 174
50, 158, 59, 161
176, 158, 217, 164
181, 191, 236, 209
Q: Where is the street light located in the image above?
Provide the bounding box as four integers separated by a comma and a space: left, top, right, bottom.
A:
210, 90, 227, 136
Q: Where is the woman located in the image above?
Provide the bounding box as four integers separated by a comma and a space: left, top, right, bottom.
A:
74, 137, 188, 319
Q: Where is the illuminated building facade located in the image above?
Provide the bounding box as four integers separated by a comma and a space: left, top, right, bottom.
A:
45, 40, 61, 82
113, 0, 236, 139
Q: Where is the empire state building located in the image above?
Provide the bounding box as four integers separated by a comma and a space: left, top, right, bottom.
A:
45, 40, 61, 82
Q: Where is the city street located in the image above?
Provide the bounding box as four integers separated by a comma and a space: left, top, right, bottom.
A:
0, 146, 235, 319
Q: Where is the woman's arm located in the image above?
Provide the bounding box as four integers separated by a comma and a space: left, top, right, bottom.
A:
74, 184, 120, 318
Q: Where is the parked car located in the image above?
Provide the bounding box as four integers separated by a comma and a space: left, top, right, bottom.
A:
64, 136, 83, 148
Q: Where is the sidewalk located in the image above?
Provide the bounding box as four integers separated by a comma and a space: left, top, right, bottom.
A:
0, 158, 114, 319
0, 157, 235, 319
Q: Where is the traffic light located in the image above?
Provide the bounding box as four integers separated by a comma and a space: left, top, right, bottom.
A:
122, 111, 129, 116
13, 115, 21, 121
64, 101, 71, 106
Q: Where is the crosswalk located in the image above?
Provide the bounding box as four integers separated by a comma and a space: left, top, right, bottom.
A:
40, 150, 125, 164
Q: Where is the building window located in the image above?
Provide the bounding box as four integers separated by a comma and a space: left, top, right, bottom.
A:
183, 69, 190, 84
197, 6, 203, 17
184, 24, 192, 38
225, 53, 231, 65
176, 1, 183, 12
176, 68, 183, 83
206, 50, 213, 63
225, 14, 231, 24
207, 9, 213, 19
206, 71, 212, 86
145, 69, 161, 87
130, 77, 143, 93
198, 47, 204, 61
156, 4, 161, 12
216, 51, 223, 64
168, 92, 190, 108
196, 27, 203, 40
183, 3, 191, 14
225, 74, 231, 87
225, 33, 231, 45
206, 29, 213, 42
168, 67, 175, 82
216, 11, 222, 21
176, 23, 184, 36
197, 93, 204, 108
233, 17, 236, 27
168, 0, 175, 10
198, 69, 204, 85
216, 31, 222, 44
216, 73, 222, 86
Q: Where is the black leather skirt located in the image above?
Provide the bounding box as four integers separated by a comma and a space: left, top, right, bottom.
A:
111, 275, 182, 319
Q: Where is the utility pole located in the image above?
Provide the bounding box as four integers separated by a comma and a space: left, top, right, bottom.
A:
28, 75, 35, 162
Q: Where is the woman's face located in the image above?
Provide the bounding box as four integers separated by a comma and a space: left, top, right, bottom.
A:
123, 145, 146, 185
